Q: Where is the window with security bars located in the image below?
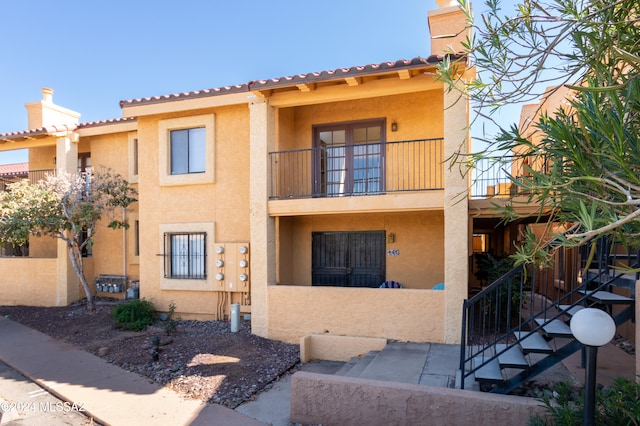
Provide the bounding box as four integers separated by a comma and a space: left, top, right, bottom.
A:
164, 232, 206, 279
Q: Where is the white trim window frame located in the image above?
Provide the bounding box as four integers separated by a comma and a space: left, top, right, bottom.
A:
127, 132, 139, 183
159, 222, 215, 291
159, 114, 215, 186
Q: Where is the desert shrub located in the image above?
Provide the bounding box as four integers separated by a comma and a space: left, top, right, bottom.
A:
111, 298, 156, 331
163, 301, 180, 336
530, 378, 640, 425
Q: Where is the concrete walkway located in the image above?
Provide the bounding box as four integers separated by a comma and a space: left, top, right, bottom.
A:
0, 316, 263, 425
0, 315, 635, 425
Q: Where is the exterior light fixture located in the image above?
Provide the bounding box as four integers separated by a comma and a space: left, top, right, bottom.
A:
391, 122, 398, 132
239, 246, 248, 254
215, 273, 224, 281
239, 260, 248, 268
215, 260, 224, 267
570, 308, 616, 426
215, 246, 224, 254
239, 274, 248, 282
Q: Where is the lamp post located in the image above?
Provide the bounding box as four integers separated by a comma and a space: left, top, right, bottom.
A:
570, 308, 616, 426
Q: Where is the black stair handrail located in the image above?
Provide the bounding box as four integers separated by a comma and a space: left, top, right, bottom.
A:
490, 268, 636, 394
459, 261, 532, 388
459, 230, 637, 391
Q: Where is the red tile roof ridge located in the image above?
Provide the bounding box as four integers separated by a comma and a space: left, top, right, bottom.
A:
120, 84, 248, 107
120, 54, 465, 108
77, 117, 136, 129
0, 162, 28, 175
0, 124, 78, 140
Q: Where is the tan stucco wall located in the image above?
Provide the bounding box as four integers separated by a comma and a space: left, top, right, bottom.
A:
137, 105, 251, 318
279, 90, 443, 152
27, 146, 58, 258
428, 5, 471, 57
443, 82, 471, 343
249, 100, 277, 337
278, 211, 444, 289
29, 145, 57, 171
291, 372, 547, 426
0, 258, 58, 306
267, 286, 445, 344
300, 334, 388, 363
84, 132, 134, 281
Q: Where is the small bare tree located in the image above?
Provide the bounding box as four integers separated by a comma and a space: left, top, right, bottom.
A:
0, 169, 137, 310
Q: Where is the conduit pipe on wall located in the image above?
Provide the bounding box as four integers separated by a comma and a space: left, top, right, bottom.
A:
122, 207, 127, 278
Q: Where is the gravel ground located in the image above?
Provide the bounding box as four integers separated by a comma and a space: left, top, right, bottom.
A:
0, 300, 301, 409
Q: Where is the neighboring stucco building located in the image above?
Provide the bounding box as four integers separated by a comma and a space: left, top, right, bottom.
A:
0, 1, 481, 354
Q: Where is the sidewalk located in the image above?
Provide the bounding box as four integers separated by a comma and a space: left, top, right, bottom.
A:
0, 315, 634, 425
0, 316, 264, 425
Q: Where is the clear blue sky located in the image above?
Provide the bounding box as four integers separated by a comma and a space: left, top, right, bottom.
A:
0, 0, 520, 164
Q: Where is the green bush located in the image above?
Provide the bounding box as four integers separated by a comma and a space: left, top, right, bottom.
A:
111, 299, 156, 331
163, 301, 180, 336
530, 378, 640, 425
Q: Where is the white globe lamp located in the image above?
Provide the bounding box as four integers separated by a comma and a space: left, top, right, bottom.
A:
570, 308, 616, 426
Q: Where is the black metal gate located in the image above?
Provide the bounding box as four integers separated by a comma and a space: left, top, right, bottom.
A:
312, 231, 385, 287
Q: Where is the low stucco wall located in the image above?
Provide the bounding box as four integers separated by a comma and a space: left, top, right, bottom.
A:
291, 372, 547, 426
0, 258, 58, 306
300, 334, 388, 363
268, 286, 445, 344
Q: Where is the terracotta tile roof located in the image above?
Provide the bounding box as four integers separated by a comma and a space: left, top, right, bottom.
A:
0, 162, 28, 176
0, 124, 78, 141
1, 54, 465, 138
120, 55, 463, 108
249, 56, 448, 90
77, 117, 137, 129
120, 85, 248, 108
0, 118, 136, 141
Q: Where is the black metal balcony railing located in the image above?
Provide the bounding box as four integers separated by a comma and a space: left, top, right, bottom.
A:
471, 155, 550, 199
269, 139, 444, 200
0, 169, 55, 192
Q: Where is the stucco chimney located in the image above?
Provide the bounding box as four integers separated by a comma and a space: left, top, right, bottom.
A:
42, 87, 54, 103
25, 88, 80, 129
428, 0, 471, 56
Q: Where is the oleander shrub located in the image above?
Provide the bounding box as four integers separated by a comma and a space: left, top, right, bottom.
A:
530, 378, 640, 425
111, 298, 156, 331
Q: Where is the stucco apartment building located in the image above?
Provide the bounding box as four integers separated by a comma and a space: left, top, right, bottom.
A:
0, 1, 517, 356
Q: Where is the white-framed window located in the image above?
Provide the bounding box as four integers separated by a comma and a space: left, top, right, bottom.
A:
164, 232, 206, 279
159, 114, 215, 186
127, 132, 139, 183
170, 128, 206, 175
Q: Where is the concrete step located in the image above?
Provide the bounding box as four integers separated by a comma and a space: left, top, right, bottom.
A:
472, 355, 503, 383
534, 318, 573, 338
559, 304, 584, 317
335, 351, 378, 377
358, 342, 430, 384
514, 331, 553, 354
495, 344, 529, 369
579, 289, 635, 305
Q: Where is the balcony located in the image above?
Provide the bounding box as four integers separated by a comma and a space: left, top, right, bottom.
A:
470, 155, 549, 199
269, 138, 444, 201
0, 169, 55, 191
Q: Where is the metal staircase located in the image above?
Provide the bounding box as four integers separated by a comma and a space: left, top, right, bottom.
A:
459, 237, 636, 393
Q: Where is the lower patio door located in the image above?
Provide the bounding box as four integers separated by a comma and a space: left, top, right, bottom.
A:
312, 231, 386, 287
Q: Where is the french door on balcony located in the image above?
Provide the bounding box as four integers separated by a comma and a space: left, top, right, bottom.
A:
313, 119, 385, 196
